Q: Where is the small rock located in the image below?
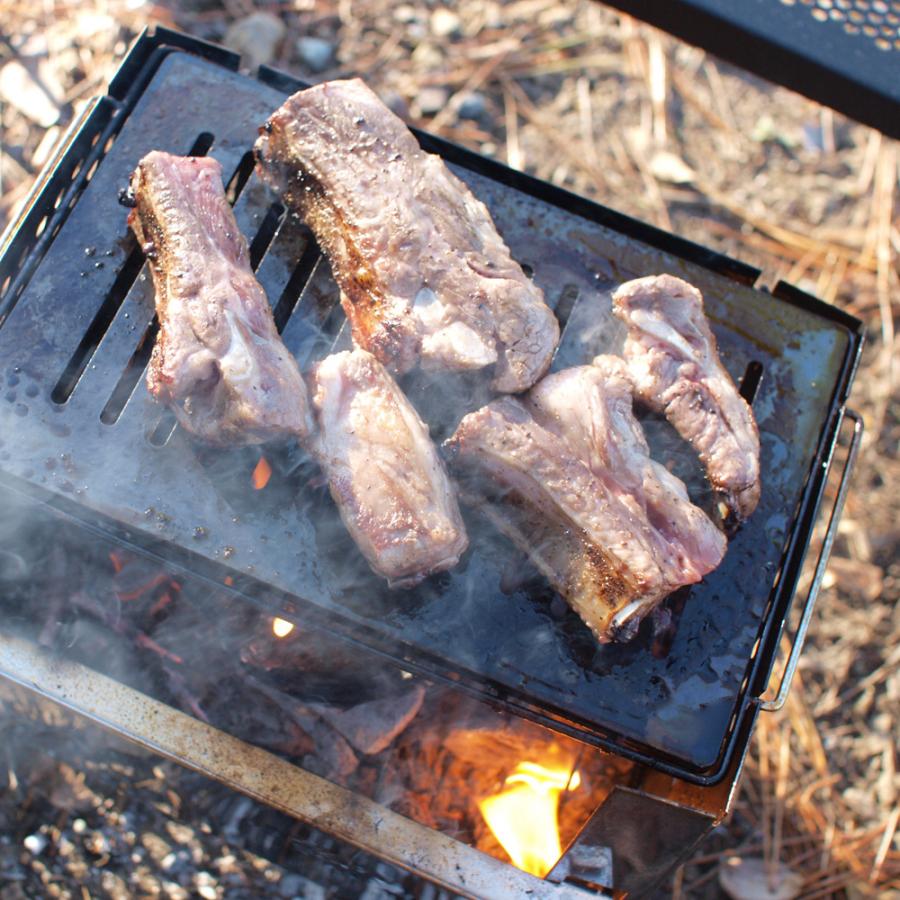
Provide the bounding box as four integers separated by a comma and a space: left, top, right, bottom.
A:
278, 873, 306, 898
224, 12, 285, 70
100, 871, 130, 900
393, 4, 421, 24
649, 150, 695, 185
195, 871, 216, 888
23, 834, 47, 855
295, 36, 334, 73
164, 822, 194, 845
0, 886, 28, 900
379, 90, 409, 119
457, 92, 487, 120
411, 43, 443, 68
431, 8, 461, 37
872, 712, 892, 734
140, 832, 172, 864
282, 877, 325, 900
719, 856, 803, 900
417, 86, 448, 117
213, 853, 238, 875
83, 830, 109, 856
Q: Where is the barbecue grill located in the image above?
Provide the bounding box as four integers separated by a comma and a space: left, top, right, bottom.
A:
0, 27, 864, 897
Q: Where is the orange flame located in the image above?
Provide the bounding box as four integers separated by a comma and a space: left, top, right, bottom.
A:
478, 761, 581, 878
272, 617, 294, 638
252, 456, 272, 490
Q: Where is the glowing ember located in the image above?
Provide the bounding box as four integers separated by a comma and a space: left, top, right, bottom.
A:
252, 456, 272, 490
272, 617, 294, 638
478, 760, 581, 878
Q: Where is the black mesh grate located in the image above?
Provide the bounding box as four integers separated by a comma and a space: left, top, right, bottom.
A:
791, 0, 900, 51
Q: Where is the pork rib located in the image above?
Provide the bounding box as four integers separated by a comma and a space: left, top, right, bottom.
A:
447, 397, 668, 641
129, 151, 313, 444
612, 274, 761, 521
527, 356, 726, 589
446, 358, 726, 641
309, 349, 468, 587
254, 78, 559, 393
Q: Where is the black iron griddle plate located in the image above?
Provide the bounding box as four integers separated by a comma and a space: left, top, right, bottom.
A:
0, 46, 860, 779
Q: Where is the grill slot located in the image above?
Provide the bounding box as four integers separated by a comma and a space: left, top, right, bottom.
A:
740, 360, 764, 404
51, 242, 145, 405
148, 408, 177, 446
273, 239, 320, 333
100, 316, 159, 425
225, 150, 256, 205
553, 283, 581, 331
93, 145, 286, 433
189, 132, 215, 156
50, 131, 219, 407
248, 202, 284, 270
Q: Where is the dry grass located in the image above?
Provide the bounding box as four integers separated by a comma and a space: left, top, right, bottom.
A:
1, 2, 897, 897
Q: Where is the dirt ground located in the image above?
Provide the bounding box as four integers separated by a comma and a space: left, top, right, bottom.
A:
0, 2, 897, 897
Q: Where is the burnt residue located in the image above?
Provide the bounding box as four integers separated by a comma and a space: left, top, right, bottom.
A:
117, 185, 136, 208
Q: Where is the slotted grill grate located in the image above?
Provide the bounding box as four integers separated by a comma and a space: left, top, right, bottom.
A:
0, 30, 864, 784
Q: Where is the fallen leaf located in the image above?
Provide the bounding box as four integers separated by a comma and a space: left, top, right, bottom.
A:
649, 150, 695, 184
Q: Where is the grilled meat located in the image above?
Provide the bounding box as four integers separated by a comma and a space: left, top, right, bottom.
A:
612, 274, 761, 521
129, 151, 313, 444
446, 358, 726, 641
446, 400, 660, 641
528, 356, 726, 585
255, 78, 559, 392
309, 349, 468, 587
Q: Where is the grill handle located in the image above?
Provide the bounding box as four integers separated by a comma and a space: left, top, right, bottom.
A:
758, 408, 863, 712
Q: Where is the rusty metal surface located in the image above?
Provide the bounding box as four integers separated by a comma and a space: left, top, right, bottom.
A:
0, 44, 861, 779
0, 633, 600, 900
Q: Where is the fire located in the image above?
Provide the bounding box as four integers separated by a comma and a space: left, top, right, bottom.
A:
252, 456, 272, 490
271, 617, 294, 638
478, 761, 581, 878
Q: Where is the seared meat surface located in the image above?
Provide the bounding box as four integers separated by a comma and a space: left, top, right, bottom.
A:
446, 358, 726, 641
129, 151, 312, 444
255, 78, 559, 392
529, 356, 726, 588
309, 349, 468, 587
612, 274, 761, 521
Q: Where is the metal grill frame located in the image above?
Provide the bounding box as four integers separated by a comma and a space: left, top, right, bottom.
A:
0, 27, 865, 787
